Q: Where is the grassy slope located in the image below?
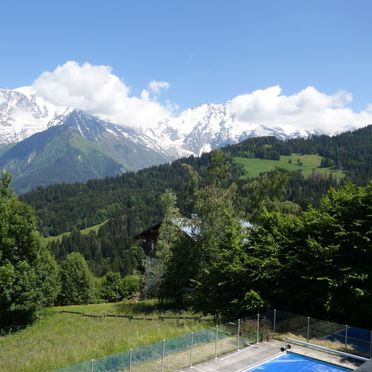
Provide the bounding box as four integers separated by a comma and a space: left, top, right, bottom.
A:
0, 301, 207, 372
43, 219, 109, 243
234, 154, 345, 179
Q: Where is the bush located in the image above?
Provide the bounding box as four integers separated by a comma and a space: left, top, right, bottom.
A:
120, 275, 143, 299
100, 272, 121, 302
57, 253, 95, 305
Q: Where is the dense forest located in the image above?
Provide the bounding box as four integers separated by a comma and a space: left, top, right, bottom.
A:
1, 125, 372, 330
156, 170, 372, 328
23, 125, 372, 235
20, 126, 372, 278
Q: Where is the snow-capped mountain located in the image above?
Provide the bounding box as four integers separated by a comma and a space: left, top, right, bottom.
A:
0, 87, 316, 158
146, 102, 315, 157
0, 110, 174, 193
0, 87, 66, 145
51, 109, 171, 158
0, 86, 352, 192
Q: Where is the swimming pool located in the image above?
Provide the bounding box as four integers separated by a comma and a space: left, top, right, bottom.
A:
246, 352, 353, 371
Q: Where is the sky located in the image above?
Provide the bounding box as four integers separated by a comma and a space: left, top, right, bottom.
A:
1, 0, 371, 132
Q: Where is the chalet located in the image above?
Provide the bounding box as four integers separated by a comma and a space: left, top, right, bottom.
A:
135, 218, 252, 256
134, 218, 197, 256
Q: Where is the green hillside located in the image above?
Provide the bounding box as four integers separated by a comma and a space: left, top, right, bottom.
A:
234, 153, 345, 179
43, 219, 109, 243
21, 125, 372, 237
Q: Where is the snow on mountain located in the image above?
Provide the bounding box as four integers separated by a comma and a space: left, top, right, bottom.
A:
0, 109, 174, 193
146, 102, 315, 156
58, 109, 172, 157
0, 87, 316, 158
0, 87, 66, 145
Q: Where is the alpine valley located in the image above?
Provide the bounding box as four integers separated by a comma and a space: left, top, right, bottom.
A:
0, 87, 359, 192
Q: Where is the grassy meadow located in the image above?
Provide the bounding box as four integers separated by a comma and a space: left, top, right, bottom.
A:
43, 219, 109, 243
234, 154, 345, 179
0, 301, 208, 372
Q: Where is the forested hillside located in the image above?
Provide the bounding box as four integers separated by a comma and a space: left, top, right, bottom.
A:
4, 125, 372, 329
229, 125, 372, 184
22, 125, 372, 235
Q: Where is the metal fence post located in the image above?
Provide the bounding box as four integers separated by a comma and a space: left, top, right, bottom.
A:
369, 330, 372, 358
91, 359, 95, 372
189, 332, 194, 367
256, 313, 260, 344
129, 349, 132, 372
215, 325, 219, 359
237, 319, 241, 350
162, 339, 165, 372
273, 309, 277, 334
307, 317, 310, 343
345, 325, 348, 352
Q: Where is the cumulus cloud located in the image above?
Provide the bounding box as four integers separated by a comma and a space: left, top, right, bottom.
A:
33, 61, 171, 128
32, 61, 372, 134
230, 86, 372, 134
149, 80, 170, 94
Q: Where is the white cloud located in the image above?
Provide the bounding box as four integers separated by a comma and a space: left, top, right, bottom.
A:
149, 80, 170, 93
33, 61, 171, 128
32, 61, 372, 135
230, 86, 372, 135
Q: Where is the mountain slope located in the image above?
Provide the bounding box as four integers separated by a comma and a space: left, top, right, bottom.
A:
0, 110, 173, 193
0, 87, 325, 158
0, 87, 65, 145
1, 87, 369, 193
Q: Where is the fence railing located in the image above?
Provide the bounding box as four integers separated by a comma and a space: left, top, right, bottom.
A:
55, 310, 372, 371
54, 315, 261, 372
58, 310, 207, 322
263, 310, 372, 360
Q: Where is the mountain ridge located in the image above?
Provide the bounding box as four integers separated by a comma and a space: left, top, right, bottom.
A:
0, 87, 370, 192
0, 87, 327, 157
0, 110, 174, 192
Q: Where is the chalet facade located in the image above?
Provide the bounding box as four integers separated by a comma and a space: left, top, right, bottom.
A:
134, 218, 197, 256
135, 218, 252, 256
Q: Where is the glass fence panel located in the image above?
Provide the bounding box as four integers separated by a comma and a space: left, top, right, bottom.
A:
275, 310, 309, 339
55, 311, 371, 371
273, 310, 372, 360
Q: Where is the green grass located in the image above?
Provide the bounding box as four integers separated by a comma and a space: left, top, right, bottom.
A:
0, 301, 208, 372
43, 219, 109, 243
234, 154, 345, 179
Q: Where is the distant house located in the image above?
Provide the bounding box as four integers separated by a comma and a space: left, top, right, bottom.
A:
134, 218, 197, 256
135, 218, 252, 256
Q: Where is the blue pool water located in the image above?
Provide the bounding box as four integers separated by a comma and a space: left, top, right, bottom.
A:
247, 352, 352, 371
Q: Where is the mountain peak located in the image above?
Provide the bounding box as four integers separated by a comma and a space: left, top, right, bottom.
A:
0, 86, 364, 161
64, 109, 97, 123
0, 87, 64, 145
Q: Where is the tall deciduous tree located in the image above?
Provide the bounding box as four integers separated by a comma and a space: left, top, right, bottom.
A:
174, 150, 258, 315
156, 190, 182, 265
144, 189, 183, 300
0, 173, 60, 327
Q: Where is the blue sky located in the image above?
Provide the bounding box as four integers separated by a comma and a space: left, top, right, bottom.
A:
0, 0, 371, 112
